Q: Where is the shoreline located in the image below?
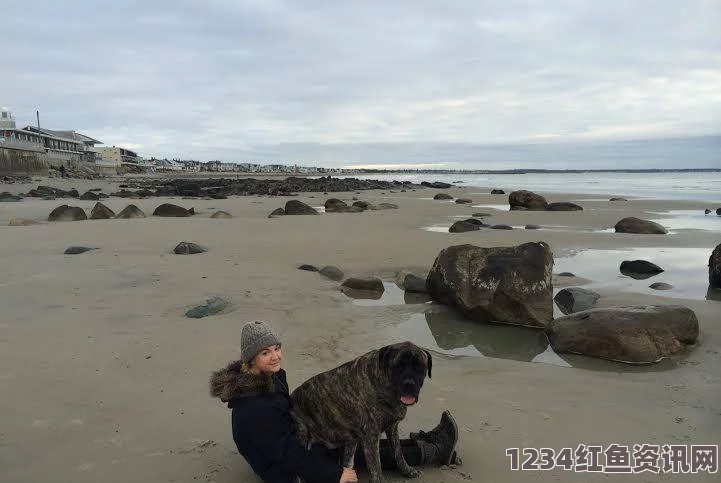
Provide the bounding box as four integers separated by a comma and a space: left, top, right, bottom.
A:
1, 177, 719, 482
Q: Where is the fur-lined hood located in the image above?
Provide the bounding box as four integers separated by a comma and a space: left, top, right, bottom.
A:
209, 360, 277, 403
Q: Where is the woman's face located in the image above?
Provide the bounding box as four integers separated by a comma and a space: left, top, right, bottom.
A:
250, 344, 282, 374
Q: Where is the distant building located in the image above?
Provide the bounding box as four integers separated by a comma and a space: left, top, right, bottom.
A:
94, 146, 141, 167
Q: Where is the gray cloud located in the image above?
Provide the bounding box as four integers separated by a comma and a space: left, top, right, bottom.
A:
3, 0, 720, 167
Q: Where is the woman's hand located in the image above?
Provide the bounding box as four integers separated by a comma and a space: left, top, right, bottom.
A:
339, 467, 358, 483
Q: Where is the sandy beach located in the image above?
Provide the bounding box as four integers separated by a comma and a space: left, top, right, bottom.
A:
1, 176, 719, 483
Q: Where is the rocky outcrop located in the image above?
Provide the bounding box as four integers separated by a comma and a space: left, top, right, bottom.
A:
421, 181, 452, 189
284, 200, 319, 215
433, 193, 453, 200
48, 205, 87, 222
554, 287, 600, 315
614, 217, 667, 234
90, 202, 115, 220
116, 204, 146, 219
547, 305, 699, 363
153, 203, 195, 217
546, 202, 583, 211
710, 244, 721, 289
508, 190, 548, 211
426, 242, 554, 328
173, 242, 206, 255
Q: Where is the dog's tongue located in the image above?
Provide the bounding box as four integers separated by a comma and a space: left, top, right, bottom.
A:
400, 395, 416, 405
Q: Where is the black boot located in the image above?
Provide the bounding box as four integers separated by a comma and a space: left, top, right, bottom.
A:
411, 410, 460, 466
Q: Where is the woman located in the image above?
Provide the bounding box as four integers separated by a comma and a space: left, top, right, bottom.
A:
210, 320, 460, 483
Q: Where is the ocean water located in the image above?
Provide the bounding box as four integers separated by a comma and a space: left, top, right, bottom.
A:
345, 172, 721, 204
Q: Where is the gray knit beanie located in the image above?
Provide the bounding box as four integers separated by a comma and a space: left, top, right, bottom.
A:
241, 320, 281, 364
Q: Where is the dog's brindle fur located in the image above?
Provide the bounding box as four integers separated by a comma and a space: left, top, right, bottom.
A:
290, 341, 432, 483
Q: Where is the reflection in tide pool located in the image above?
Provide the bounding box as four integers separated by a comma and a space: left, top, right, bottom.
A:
649, 210, 721, 233
554, 247, 717, 301
388, 308, 684, 372
346, 282, 431, 306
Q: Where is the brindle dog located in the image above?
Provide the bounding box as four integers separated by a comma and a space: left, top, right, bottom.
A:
290, 341, 432, 483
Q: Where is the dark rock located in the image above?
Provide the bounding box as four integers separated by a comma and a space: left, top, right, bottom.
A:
90, 202, 115, 220
177, 183, 202, 197
614, 217, 667, 234
341, 277, 385, 293
173, 242, 206, 255
402, 274, 427, 293
650, 282, 674, 290
490, 224, 513, 230
79, 191, 100, 201
717, 208, 721, 216
89, 188, 102, 192
185, 296, 230, 318
704, 209, 711, 214
609, 197, 628, 201
136, 189, 155, 197
319, 266, 344, 281
268, 208, 285, 217
422, 181, 452, 189
0, 192, 22, 202
64, 246, 95, 255
455, 198, 473, 204
352, 200, 372, 210
491, 189, 505, 195
449, 220, 481, 233
509, 190, 548, 211
298, 264, 318, 272
325, 198, 363, 213
557, 272, 575, 277
525, 224, 541, 230
48, 205, 87, 222
710, 244, 721, 288
472, 212, 491, 217
112, 190, 139, 198
153, 203, 195, 217
210, 210, 232, 219
116, 204, 146, 219
433, 193, 453, 200
426, 242, 554, 328
620, 260, 664, 279
554, 287, 601, 315
547, 305, 699, 363
284, 200, 319, 215
546, 202, 583, 211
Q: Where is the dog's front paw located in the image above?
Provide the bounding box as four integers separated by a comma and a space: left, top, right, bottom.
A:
401, 466, 421, 478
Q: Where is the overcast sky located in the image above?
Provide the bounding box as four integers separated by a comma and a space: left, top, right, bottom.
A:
4, 1, 720, 167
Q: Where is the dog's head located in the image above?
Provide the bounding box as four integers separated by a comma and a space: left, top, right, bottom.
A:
378, 342, 432, 406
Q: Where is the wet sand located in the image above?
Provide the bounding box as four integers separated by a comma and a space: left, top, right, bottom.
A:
1, 177, 719, 482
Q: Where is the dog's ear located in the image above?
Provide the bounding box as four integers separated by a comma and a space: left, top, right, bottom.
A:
424, 350, 433, 379
378, 345, 396, 372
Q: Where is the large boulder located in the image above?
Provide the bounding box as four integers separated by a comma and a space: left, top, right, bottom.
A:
554, 287, 600, 315
48, 205, 87, 222
395, 271, 428, 293
710, 244, 721, 289
434, 193, 453, 200
449, 219, 482, 233
426, 242, 554, 328
508, 190, 548, 211
284, 200, 319, 215
116, 204, 146, 219
614, 217, 667, 234
90, 202, 115, 220
620, 260, 664, 279
546, 202, 583, 211
153, 203, 195, 217
547, 305, 699, 363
